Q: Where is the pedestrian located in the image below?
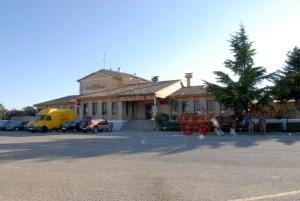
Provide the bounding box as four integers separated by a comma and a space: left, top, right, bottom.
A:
211, 116, 224, 136
245, 115, 254, 135
230, 115, 237, 136
259, 117, 267, 134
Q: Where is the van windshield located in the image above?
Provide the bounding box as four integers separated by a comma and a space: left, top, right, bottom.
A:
35, 115, 46, 121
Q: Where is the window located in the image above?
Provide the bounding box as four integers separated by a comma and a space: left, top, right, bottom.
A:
126, 102, 129, 115
207, 100, 215, 111
171, 100, 178, 112
112, 102, 118, 115
194, 101, 202, 113
45, 116, 51, 121
92, 103, 98, 116
83, 103, 88, 115
170, 100, 178, 120
102, 102, 107, 115
182, 101, 189, 113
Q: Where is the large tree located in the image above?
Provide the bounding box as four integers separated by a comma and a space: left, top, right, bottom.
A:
204, 25, 273, 116
273, 47, 300, 109
23, 106, 37, 116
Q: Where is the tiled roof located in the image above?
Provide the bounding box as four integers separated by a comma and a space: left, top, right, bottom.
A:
34, 95, 79, 107
81, 80, 180, 98
170, 86, 208, 96
77, 69, 150, 82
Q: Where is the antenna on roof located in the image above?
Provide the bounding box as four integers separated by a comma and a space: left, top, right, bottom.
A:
103, 53, 106, 68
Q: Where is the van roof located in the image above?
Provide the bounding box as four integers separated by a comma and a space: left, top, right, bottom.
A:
38, 108, 74, 115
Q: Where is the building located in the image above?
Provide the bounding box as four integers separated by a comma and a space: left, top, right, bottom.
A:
34, 95, 79, 110
35, 69, 222, 129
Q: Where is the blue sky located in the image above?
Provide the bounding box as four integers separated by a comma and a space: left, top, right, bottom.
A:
0, 0, 300, 109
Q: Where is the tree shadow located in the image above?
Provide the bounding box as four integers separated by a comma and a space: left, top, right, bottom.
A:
0, 131, 300, 163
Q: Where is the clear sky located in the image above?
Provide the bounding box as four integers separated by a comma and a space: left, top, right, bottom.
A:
0, 0, 300, 109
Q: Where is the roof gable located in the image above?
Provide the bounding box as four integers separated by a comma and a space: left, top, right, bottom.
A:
77, 69, 150, 82
80, 80, 181, 98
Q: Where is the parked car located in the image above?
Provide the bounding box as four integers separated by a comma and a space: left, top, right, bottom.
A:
0, 120, 11, 130
59, 120, 81, 132
80, 116, 113, 132
5, 120, 28, 131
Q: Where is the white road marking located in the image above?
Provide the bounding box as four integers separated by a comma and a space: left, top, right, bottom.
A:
228, 190, 300, 201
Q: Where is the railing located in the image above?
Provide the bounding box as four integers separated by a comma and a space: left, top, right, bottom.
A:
249, 111, 300, 119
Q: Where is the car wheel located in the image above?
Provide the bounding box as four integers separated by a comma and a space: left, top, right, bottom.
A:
92, 126, 98, 133
15, 128, 19, 131
41, 126, 48, 133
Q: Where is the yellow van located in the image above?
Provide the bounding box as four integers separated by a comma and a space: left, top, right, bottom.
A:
27, 108, 76, 132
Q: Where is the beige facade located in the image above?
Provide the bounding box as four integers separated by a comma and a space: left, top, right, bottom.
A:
35, 69, 221, 121
78, 70, 149, 95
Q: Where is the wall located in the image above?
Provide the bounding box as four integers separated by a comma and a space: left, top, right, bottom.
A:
79, 72, 149, 95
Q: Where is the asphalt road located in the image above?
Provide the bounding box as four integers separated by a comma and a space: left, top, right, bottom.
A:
1, 131, 300, 201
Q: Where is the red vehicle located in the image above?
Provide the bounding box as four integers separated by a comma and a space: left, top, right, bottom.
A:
179, 115, 211, 135
80, 116, 113, 133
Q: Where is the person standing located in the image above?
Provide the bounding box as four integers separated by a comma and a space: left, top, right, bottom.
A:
230, 115, 237, 135
211, 116, 224, 136
245, 115, 254, 135
259, 117, 267, 134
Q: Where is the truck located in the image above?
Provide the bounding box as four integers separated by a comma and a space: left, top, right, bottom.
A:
27, 108, 76, 132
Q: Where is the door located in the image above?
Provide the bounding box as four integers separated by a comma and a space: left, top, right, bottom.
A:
145, 104, 152, 120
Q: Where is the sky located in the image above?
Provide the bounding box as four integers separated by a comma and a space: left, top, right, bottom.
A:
0, 0, 300, 109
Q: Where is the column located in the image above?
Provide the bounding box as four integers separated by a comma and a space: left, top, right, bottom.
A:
152, 96, 157, 120
88, 100, 92, 116
215, 101, 221, 116
107, 100, 112, 119
190, 99, 194, 113
79, 102, 84, 118
118, 101, 123, 120
98, 99, 102, 117
178, 98, 182, 115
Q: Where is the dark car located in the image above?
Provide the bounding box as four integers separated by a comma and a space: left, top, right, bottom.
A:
80, 116, 113, 133
5, 120, 28, 131
0, 120, 11, 130
59, 120, 81, 132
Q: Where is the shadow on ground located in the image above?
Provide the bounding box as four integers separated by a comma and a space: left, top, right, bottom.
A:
0, 131, 300, 162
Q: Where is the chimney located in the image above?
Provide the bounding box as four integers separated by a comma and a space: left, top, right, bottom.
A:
185, 73, 193, 87
151, 76, 159, 82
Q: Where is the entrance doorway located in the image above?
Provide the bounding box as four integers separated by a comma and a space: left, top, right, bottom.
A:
145, 104, 152, 120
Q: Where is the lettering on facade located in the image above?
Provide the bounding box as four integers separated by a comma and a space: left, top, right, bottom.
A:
86, 84, 105, 90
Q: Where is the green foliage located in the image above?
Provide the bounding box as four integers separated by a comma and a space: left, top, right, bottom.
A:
5, 109, 24, 119
273, 47, 300, 109
154, 113, 169, 126
2, 106, 36, 119
161, 121, 180, 131
0, 103, 5, 119
204, 24, 273, 116
287, 122, 300, 132
266, 123, 283, 132
23, 106, 37, 116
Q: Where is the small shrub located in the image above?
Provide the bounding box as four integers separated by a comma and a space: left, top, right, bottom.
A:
287, 123, 300, 132
267, 123, 283, 132
155, 113, 169, 126
161, 121, 180, 131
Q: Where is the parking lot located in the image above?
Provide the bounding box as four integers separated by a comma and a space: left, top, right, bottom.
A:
1, 131, 300, 201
